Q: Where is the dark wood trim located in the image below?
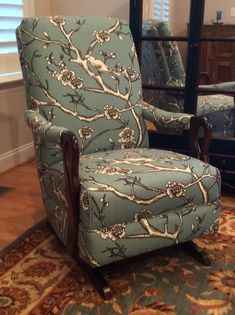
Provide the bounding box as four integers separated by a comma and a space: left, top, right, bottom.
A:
200, 37, 235, 42
79, 260, 112, 299
142, 84, 186, 92
141, 36, 235, 43
129, 0, 143, 62
61, 130, 80, 258
143, 85, 235, 95
197, 87, 235, 96
143, 85, 235, 96
184, 0, 205, 114
182, 241, 211, 266
141, 35, 188, 41
189, 116, 212, 163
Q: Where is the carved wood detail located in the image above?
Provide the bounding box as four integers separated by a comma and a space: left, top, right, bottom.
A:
189, 116, 212, 163
61, 130, 80, 258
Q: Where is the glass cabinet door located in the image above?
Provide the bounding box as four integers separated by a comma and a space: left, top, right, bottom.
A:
130, 0, 235, 184
138, 0, 191, 114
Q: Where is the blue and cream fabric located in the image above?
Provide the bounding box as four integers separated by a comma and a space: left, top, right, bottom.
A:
142, 20, 235, 137
17, 16, 221, 267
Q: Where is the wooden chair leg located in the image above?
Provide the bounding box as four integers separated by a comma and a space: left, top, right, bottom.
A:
182, 241, 211, 266
79, 260, 112, 299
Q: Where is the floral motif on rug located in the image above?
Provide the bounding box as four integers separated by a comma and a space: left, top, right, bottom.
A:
0, 207, 234, 315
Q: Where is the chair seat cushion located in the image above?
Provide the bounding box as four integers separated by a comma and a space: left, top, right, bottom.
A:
79, 148, 220, 230
78, 202, 219, 266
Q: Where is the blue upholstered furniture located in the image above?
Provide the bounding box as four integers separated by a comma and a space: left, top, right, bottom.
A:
17, 16, 221, 298
142, 20, 235, 138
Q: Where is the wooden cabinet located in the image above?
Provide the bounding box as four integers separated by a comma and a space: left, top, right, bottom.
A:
200, 24, 235, 84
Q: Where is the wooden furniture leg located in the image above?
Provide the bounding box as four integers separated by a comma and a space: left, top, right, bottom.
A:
182, 241, 211, 266
79, 260, 112, 299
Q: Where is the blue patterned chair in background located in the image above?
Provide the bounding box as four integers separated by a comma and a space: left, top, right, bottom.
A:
17, 16, 221, 298
142, 20, 235, 138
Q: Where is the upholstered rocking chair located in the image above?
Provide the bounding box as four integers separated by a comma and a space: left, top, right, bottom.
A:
17, 16, 221, 299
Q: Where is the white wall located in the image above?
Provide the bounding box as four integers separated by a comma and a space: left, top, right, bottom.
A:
204, 0, 235, 24
49, 0, 129, 21
35, 0, 51, 16
173, 0, 235, 36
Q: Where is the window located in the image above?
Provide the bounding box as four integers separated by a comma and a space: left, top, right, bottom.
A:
143, 0, 170, 22
0, 0, 23, 54
154, 0, 170, 22
0, 0, 34, 83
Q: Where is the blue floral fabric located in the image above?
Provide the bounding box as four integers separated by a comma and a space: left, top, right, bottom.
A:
17, 16, 221, 267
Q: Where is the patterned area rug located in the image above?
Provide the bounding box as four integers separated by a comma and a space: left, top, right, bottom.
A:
0, 207, 234, 315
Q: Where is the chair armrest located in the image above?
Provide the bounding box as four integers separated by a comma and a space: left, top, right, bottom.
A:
25, 110, 68, 145
25, 110, 80, 258
200, 81, 235, 90
142, 101, 193, 130
199, 82, 235, 99
142, 102, 212, 163
189, 116, 212, 163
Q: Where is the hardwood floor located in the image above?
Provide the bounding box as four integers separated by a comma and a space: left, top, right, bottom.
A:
0, 160, 234, 250
0, 160, 44, 249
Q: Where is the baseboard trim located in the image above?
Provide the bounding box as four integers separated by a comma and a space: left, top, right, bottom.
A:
0, 142, 34, 174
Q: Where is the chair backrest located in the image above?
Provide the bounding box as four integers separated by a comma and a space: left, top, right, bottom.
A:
156, 21, 186, 85
142, 20, 185, 112
17, 16, 149, 154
